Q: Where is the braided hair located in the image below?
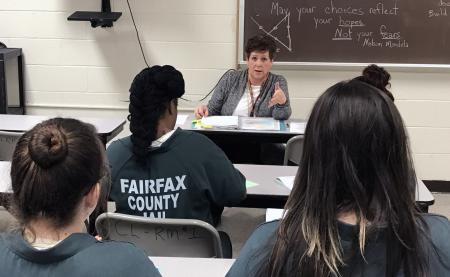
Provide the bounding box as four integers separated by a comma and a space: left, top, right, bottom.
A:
128, 65, 185, 163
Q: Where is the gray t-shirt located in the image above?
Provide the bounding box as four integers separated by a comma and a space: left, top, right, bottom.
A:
227, 214, 450, 277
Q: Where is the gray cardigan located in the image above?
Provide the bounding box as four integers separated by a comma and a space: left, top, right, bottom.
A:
207, 70, 292, 120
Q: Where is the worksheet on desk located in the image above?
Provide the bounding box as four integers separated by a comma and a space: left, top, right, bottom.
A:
201, 116, 239, 129
0, 161, 12, 192
289, 122, 306, 133
240, 117, 280, 131
175, 114, 188, 125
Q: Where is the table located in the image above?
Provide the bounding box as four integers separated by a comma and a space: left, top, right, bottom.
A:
150, 256, 234, 277
0, 114, 125, 144
177, 113, 304, 144
234, 164, 435, 211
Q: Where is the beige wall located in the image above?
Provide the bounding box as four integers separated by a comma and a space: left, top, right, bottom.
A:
0, 0, 449, 180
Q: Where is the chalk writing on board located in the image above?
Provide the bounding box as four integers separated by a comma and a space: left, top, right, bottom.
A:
428, 0, 449, 18
254, 1, 409, 51
251, 2, 293, 52
251, 14, 292, 51
243, 0, 450, 64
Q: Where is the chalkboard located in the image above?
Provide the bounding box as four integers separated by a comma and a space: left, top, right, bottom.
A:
239, 0, 450, 66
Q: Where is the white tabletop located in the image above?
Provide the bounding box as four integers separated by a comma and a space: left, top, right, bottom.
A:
235, 164, 434, 204
1, 163, 434, 203
0, 114, 125, 135
150, 256, 234, 277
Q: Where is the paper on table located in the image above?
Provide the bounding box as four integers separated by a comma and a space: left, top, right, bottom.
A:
201, 116, 238, 129
246, 180, 259, 188
266, 208, 285, 222
240, 117, 280, 131
0, 161, 12, 193
289, 122, 306, 133
176, 114, 188, 125
275, 175, 295, 190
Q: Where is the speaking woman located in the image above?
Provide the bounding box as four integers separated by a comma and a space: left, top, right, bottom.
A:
195, 34, 291, 120
227, 80, 450, 276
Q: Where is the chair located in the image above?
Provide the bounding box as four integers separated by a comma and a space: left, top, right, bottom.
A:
0, 131, 23, 161
95, 212, 223, 258
0, 206, 18, 232
283, 135, 304, 165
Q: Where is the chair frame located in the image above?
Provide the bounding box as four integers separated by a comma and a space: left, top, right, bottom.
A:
283, 135, 304, 165
0, 130, 23, 161
95, 212, 223, 258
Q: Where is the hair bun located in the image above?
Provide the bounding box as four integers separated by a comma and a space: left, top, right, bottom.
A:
362, 64, 390, 87
28, 125, 68, 168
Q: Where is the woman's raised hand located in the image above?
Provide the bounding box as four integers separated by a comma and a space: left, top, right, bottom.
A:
269, 82, 287, 107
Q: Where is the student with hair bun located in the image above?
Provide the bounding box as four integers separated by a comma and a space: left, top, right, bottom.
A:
0, 118, 160, 277
228, 80, 450, 277
107, 65, 246, 228
355, 64, 395, 101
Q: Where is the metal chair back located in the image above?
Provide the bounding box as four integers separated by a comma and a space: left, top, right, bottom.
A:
0, 131, 23, 161
96, 212, 223, 258
283, 135, 304, 165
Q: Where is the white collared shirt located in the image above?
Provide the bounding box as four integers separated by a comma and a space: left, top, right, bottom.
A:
151, 129, 176, 147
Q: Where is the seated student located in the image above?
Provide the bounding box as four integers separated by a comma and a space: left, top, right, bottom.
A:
354, 64, 395, 101
227, 80, 450, 276
195, 34, 291, 120
0, 118, 160, 277
107, 65, 246, 227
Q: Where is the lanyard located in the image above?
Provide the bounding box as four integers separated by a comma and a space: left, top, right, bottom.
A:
248, 80, 263, 117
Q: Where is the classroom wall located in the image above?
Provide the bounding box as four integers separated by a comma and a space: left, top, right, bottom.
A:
0, 0, 449, 181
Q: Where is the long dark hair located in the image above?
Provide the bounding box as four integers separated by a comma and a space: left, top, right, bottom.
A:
11, 118, 104, 229
263, 80, 427, 276
128, 65, 185, 163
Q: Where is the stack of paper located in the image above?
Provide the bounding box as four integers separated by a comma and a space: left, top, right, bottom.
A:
240, 117, 280, 131
0, 161, 12, 193
275, 175, 295, 190
266, 208, 285, 222
175, 114, 188, 125
289, 122, 306, 133
201, 116, 238, 129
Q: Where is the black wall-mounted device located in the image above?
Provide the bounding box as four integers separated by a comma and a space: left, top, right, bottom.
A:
67, 0, 122, 28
